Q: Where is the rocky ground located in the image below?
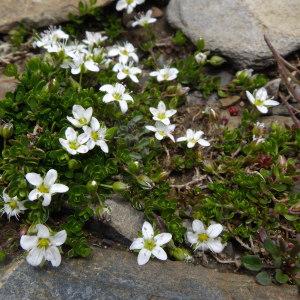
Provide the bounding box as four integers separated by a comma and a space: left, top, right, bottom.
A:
0, 0, 299, 299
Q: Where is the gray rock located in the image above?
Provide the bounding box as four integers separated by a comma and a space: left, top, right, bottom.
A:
0, 248, 298, 300
0, 75, 18, 99
167, 0, 300, 69
0, 0, 112, 33
186, 91, 205, 106
260, 115, 295, 127
90, 197, 144, 243
272, 103, 300, 116
220, 96, 241, 108
265, 78, 281, 97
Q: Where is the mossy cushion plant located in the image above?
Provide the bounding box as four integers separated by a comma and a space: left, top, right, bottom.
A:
0, 0, 299, 286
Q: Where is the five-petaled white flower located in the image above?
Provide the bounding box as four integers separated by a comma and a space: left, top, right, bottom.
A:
108, 42, 139, 64
186, 220, 225, 253
132, 10, 157, 27
59, 127, 89, 155
150, 67, 179, 82
146, 122, 176, 142
62, 53, 99, 75
112, 62, 142, 83
116, 0, 145, 14
33, 26, 69, 53
82, 31, 108, 47
25, 169, 69, 206
195, 52, 207, 64
149, 101, 177, 125
246, 87, 279, 114
130, 221, 172, 265
177, 129, 210, 148
20, 224, 67, 267
1, 190, 26, 220
83, 117, 109, 153
67, 105, 93, 128
100, 83, 133, 113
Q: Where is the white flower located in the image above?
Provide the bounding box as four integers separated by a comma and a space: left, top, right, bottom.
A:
252, 122, 266, 144
116, 0, 145, 14
83, 31, 108, 47
62, 53, 99, 74
186, 220, 224, 253
145, 122, 176, 142
59, 127, 89, 155
195, 52, 207, 64
20, 224, 67, 267
112, 62, 142, 83
67, 105, 93, 128
99, 83, 133, 113
33, 26, 69, 53
132, 10, 157, 27
64, 42, 88, 58
253, 136, 265, 144
108, 42, 139, 64
177, 129, 210, 148
1, 190, 26, 220
150, 67, 179, 82
83, 117, 109, 153
149, 101, 177, 125
130, 221, 172, 265
25, 169, 69, 207
246, 87, 279, 114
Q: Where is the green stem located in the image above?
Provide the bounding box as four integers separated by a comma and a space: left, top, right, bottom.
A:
99, 184, 113, 189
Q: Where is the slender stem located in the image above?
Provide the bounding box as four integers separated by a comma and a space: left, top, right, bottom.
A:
99, 184, 113, 189
79, 72, 83, 91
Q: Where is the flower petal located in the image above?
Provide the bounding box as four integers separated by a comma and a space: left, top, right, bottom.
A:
130, 238, 144, 250
257, 105, 268, 114
207, 239, 224, 253
26, 173, 43, 186
137, 248, 151, 265
50, 184, 69, 194
142, 221, 154, 239
264, 100, 279, 106
152, 246, 167, 260
28, 189, 40, 201
50, 230, 67, 246
20, 235, 38, 250
26, 247, 44, 266
186, 231, 198, 245
36, 224, 50, 238
42, 194, 52, 206
154, 233, 172, 246
207, 223, 223, 238
44, 169, 57, 186
45, 246, 62, 267
192, 220, 205, 233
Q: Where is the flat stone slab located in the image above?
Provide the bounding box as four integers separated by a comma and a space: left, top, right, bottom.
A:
0, 0, 112, 33
0, 248, 297, 300
167, 0, 300, 69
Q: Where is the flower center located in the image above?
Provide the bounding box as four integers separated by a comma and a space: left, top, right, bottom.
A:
79, 117, 87, 125
69, 141, 79, 150
254, 99, 264, 106
38, 238, 50, 249
91, 131, 99, 141
198, 233, 209, 242
126, 0, 134, 5
144, 239, 156, 251
123, 68, 129, 75
163, 73, 169, 80
158, 130, 166, 137
157, 112, 166, 120
120, 49, 129, 56
8, 200, 18, 209
38, 183, 49, 194
113, 92, 122, 101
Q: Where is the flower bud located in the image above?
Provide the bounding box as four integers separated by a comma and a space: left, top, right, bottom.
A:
128, 161, 140, 174
1, 123, 13, 139
112, 181, 129, 192
136, 175, 155, 190
236, 69, 253, 80
94, 204, 111, 220
169, 247, 193, 262
203, 160, 215, 173
68, 159, 81, 170
153, 171, 169, 183
195, 52, 207, 64
209, 55, 226, 66
86, 180, 98, 192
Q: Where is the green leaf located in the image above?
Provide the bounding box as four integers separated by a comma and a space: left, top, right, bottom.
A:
242, 255, 263, 271
196, 38, 205, 51
256, 271, 272, 285
275, 269, 289, 284
263, 239, 281, 258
